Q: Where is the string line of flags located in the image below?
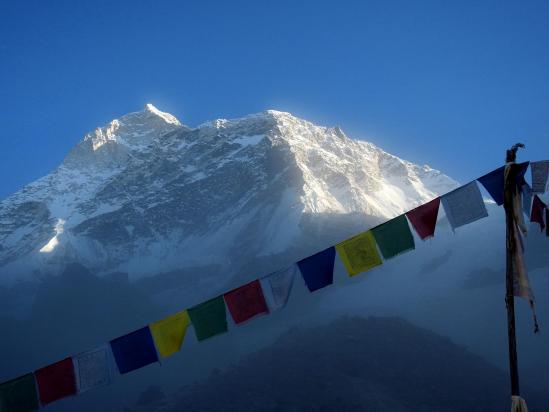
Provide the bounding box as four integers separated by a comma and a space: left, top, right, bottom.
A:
1, 160, 549, 411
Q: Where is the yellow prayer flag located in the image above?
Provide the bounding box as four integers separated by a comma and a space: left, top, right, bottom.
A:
150, 310, 190, 358
336, 230, 382, 276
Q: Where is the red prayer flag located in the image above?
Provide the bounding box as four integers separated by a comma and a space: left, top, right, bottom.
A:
35, 357, 77, 406
405, 197, 440, 240
530, 195, 547, 232
224, 280, 269, 324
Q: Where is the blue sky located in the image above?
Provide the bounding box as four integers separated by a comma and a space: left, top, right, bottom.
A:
1, 0, 548, 199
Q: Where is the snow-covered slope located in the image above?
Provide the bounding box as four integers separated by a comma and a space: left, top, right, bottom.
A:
0, 104, 457, 285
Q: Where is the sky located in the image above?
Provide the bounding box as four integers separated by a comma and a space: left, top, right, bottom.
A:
1, 0, 548, 199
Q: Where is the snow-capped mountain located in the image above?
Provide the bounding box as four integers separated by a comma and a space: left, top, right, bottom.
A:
0, 104, 457, 286
1, 104, 548, 412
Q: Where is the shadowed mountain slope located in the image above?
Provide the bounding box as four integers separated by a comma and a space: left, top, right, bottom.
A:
132, 317, 547, 412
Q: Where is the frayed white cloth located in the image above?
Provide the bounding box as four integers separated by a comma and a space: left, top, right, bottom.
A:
511, 395, 529, 412
260, 264, 297, 311
73, 345, 114, 393
441, 182, 488, 230
531, 160, 549, 193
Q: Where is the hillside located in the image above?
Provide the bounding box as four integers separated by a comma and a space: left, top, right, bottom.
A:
130, 317, 547, 412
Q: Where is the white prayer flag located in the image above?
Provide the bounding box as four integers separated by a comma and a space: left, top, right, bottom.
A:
531, 161, 549, 193
260, 264, 297, 311
441, 182, 488, 230
73, 345, 114, 393
522, 183, 532, 218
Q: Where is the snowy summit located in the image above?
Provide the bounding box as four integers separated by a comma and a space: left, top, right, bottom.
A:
0, 105, 457, 286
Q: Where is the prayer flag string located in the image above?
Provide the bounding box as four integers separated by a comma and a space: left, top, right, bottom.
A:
2, 160, 548, 410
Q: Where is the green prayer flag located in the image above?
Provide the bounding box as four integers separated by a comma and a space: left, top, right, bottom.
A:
0, 373, 39, 412
188, 296, 228, 341
372, 214, 415, 259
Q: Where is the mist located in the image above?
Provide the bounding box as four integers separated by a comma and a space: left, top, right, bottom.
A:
1, 201, 549, 411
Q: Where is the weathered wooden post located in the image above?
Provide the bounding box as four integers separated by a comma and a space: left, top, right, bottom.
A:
503, 143, 528, 411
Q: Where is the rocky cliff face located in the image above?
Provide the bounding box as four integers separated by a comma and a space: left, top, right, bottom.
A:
0, 104, 456, 286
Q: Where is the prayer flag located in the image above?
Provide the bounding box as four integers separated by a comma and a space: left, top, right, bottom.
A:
477, 163, 529, 206
516, 162, 530, 187
297, 247, 336, 292
260, 265, 297, 311
188, 296, 228, 341
531, 195, 547, 232
512, 229, 534, 302
531, 160, 549, 193
406, 197, 440, 240
34, 358, 77, 406
150, 310, 191, 358
522, 183, 532, 218
505, 164, 528, 235
336, 231, 382, 276
73, 346, 113, 393
441, 182, 488, 230
477, 166, 505, 205
510, 202, 539, 333
505, 165, 540, 333
224, 280, 269, 324
372, 214, 415, 259
0, 374, 39, 412
110, 327, 159, 374
477, 166, 505, 206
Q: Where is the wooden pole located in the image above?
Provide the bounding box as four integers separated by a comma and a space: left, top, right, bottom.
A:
503, 144, 523, 398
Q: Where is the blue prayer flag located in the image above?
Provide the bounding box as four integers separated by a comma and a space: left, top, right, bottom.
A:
477, 162, 530, 206
516, 162, 530, 187
297, 247, 336, 292
110, 327, 159, 374
477, 166, 505, 205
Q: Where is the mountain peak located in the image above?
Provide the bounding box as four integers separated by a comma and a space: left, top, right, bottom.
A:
264, 109, 292, 118
85, 104, 183, 148
197, 109, 296, 130
62, 105, 183, 168
143, 103, 181, 126
1, 103, 458, 284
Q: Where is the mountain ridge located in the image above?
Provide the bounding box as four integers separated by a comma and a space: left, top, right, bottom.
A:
0, 104, 457, 286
